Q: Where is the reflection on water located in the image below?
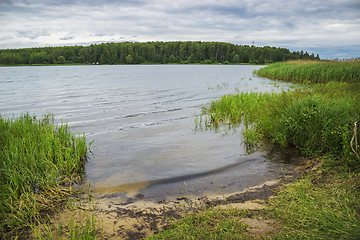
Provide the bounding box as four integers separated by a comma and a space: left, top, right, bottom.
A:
0, 65, 303, 200
90, 138, 305, 201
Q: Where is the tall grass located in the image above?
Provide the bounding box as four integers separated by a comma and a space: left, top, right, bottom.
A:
255, 60, 360, 83
201, 82, 360, 170
0, 113, 92, 238
268, 171, 360, 239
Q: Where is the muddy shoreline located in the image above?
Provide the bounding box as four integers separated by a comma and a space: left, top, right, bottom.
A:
90, 142, 308, 205
85, 159, 315, 239
31, 159, 316, 240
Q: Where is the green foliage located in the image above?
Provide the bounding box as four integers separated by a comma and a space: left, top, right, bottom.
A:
125, 54, 133, 64
0, 42, 319, 65
149, 208, 250, 240
187, 53, 196, 63
31, 196, 105, 240
268, 170, 360, 239
57, 56, 65, 64
256, 60, 360, 83
201, 81, 360, 171
0, 113, 92, 238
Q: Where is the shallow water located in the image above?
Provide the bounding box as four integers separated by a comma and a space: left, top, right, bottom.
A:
0, 65, 303, 201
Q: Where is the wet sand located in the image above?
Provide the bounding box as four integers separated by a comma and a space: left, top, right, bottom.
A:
90, 141, 308, 204
39, 159, 316, 240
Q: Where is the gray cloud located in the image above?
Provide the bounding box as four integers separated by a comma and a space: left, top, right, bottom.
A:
60, 34, 75, 40
17, 30, 50, 40
0, 0, 359, 58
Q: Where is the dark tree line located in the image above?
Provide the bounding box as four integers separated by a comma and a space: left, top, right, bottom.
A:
0, 41, 320, 65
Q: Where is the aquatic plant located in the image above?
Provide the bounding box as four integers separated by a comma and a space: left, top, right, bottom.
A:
200, 61, 360, 171
0, 113, 92, 238
255, 59, 360, 83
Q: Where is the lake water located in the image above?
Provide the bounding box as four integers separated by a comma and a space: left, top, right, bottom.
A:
0, 65, 304, 201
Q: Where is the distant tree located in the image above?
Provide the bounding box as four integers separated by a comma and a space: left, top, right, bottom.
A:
162, 53, 167, 63
58, 56, 65, 64
134, 55, 146, 64
187, 54, 196, 63
304, 51, 310, 59
64, 49, 74, 61
125, 55, 133, 64
233, 55, 240, 63
259, 54, 265, 64
110, 54, 119, 64
29, 52, 51, 64
0, 41, 321, 66
250, 51, 256, 63
99, 54, 106, 64
168, 55, 176, 63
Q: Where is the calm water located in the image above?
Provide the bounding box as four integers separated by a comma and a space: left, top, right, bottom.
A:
0, 65, 303, 201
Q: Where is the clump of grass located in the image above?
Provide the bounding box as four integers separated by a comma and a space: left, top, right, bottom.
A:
255, 59, 360, 83
200, 82, 360, 172
0, 113, 93, 238
31, 192, 105, 240
267, 166, 360, 239
149, 208, 250, 240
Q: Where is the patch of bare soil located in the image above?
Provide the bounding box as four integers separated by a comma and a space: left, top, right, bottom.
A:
36, 159, 318, 239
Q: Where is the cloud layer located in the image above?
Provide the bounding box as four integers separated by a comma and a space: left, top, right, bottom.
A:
1, 0, 359, 59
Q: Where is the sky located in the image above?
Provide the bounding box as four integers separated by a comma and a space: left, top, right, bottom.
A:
1, 0, 360, 59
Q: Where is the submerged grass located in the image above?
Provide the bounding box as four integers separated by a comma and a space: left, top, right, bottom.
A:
0, 113, 93, 238
151, 60, 360, 239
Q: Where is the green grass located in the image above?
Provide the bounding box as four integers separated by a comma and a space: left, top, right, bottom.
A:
267, 166, 360, 239
151, 60, 360, 239
148, 208, 252, 240
0, 113, 93, 238
255, 59, 360, 83
199, 82, 360, 170
31, 191, 105, 240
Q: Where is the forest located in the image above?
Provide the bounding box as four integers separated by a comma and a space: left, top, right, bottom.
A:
0, 41, 320, 65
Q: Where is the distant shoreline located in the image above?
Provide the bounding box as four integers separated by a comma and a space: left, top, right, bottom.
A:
0, 62, 263, 67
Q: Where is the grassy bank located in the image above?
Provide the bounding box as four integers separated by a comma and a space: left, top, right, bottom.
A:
255, 59, 360, 83
151, 60, 360, 239
199, 82, 360, 170
0, 113, 92, 238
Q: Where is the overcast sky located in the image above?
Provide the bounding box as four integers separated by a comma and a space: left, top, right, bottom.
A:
1, 0, 359, 59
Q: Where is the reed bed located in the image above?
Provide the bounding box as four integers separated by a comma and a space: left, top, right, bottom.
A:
200, 82, 360, 169
0, 113, 92, 238
255, 59, 360, 83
